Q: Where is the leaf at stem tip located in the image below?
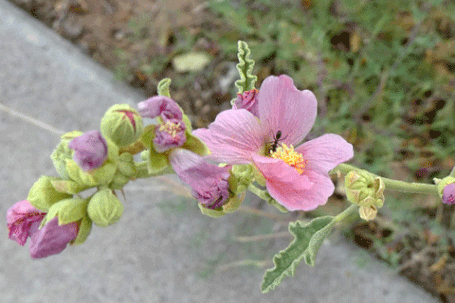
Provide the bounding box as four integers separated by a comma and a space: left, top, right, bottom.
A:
260, 216, 336, 293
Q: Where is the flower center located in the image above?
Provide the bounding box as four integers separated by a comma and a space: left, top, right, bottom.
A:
270, 143, 307, 174
159, 120, 182, 138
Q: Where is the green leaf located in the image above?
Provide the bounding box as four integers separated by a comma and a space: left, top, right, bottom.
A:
261, 216, 336, 293
157, 78, 171, 97
234, 41, 257, 95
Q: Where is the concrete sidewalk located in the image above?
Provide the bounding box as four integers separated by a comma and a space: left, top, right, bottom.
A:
0, 1, 438, 302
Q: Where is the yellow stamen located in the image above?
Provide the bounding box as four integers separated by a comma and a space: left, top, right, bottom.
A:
270, 143, 307, 174
159, 120, 181, 138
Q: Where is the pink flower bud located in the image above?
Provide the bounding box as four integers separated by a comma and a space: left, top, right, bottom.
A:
28, 217, 78, 259
138, 96, 183, 121
170, 149, 231, 209
442, 183, 455, 205
233, 88, 259, 117
68, 130, 108, 171
7, 200, 45, 246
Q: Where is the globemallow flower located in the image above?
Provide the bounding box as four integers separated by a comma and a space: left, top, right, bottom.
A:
193, 75, 354, 211
442, 183, 455, 205
169, 148, 231, 209
138, 96, 187, 152
7, 200, 78, 258
233, 88, 259, 117
68, 130, 108, 171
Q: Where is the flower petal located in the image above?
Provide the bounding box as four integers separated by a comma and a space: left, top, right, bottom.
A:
28, 217, 78, 259
258, 75, 317, 145
268, 169, 335, 211
7, 200, 45, 246
296, 134, 354, 175
193, 109, 265, 164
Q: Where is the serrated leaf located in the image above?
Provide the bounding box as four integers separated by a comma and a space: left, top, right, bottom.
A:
261, 216, 335, 293
234, 41, 257, 94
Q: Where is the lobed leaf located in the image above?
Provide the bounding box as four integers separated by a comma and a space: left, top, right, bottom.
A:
261, 216, 335, 293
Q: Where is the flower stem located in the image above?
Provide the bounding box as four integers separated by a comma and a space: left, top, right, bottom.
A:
331, 163, 438, 196
135, 161, 174, 179
334, 204, 358, 223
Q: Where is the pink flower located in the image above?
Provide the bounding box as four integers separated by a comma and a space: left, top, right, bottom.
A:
233, 89, 259, 117
193, 75, 354, 211
7, 200, 78, 258
169, 148, 231, 209
153, 119, 187, 152
7, 200, 46, 246
68, 130, 108, 171
138, 96, 183, 121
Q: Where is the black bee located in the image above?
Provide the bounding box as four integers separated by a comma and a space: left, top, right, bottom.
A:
269, 131, 284, 153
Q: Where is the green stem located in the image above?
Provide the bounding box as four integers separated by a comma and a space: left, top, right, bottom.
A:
331, 163, 438, 196
135, 161, 174, 179
334, 204, 357, 223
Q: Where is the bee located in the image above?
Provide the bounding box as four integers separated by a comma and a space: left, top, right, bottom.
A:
269, 130, 284, 153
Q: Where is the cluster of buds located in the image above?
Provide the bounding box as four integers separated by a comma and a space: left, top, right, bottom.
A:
345, 169, 385, 221
7, 104, 143, 258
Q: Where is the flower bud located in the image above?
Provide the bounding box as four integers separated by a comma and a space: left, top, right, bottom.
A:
87, 189, 124, 227
437, 176, 455, 205
51, 131, 84, 179
359, 205, 378, 221
68, 130, 108, 171
138, 96, 183, 121
230, 164, 254, 194
100, 104, 143, 148
29, 217, 78, 259
345, 170, 385, 208
232, 88, 259, 117
169, 148, 231, 209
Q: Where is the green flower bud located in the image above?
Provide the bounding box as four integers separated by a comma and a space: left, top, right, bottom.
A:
230, 164, 254, 194
359, 205, 378, 221
109, 153, 137, 189
40, 197, 89, 228
87, 188, 124, 227
51, 131, 84, 179
27, 176, 73, 212
100, 104, 144, 148
345, 170, 385, 209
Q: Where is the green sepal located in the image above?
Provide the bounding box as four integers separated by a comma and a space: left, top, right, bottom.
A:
27, 176, 73, 212
181, 132, 210, 156
50, 130, 83, 179
51, 179, 89, 194
139, 124, 154, 149
66, 159, 118, 187
87, 189, 124, 227
142, 124, 169, 174
234, 40, 257, 96
231, 164, 254, 194
182, 114, 193, 133
198, 193, 245, 218
39, 197, 88, 228
71, 214, 92, 246
109, 173, 131, 190
157, 78, 171, 97
117, 153, 137, 178
261, 216, 336, 293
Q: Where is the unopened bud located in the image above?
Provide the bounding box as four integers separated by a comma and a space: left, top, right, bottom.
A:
100, 104, 143, 148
